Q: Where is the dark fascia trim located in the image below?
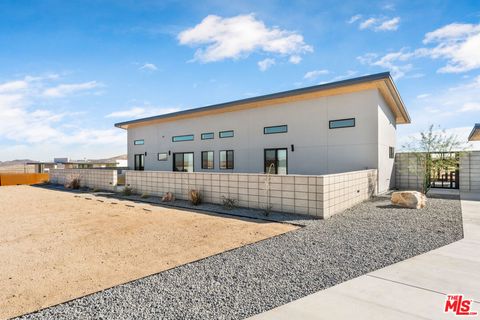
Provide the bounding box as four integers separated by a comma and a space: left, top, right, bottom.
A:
115, 72, 396, 129
468, 123, 480, 141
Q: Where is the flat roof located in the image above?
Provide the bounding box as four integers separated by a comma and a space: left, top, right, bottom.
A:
115, 71, 411, 129
468, 123, 480, 141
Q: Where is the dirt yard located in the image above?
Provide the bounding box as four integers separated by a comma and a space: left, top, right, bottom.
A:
0, 186, 297, 319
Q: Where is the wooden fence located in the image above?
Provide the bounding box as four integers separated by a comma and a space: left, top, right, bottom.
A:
0, 173, 49, 186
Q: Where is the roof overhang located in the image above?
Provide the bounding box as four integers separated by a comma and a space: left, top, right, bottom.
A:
468, 123, 480, 141
115, 71, 411, 130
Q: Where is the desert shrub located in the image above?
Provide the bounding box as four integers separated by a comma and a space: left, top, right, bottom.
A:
92, 188, 100, 193
140, 193, 149, 199
65, 174, 81, 189
161, 192, 175, 202
189, 189, 202, 206
123, 186, 134, 196
222, 196, 237, 210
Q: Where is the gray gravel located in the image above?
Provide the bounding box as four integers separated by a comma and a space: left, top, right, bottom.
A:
18, 195, 463, 320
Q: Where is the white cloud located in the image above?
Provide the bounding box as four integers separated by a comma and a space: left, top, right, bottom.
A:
289, 55, 302, 64
178, 14, 313, 63
417, 93, 430, 99
106, 106, 181, 119
257, 58, 275, 71
359, 18, 378, 30
355, 16, 400, 32
139, 63, 158, 71
304, 69, 329, 80
460, 102, 480, 112
0, 80, 29, 93
43, 81, 101, 97
357, 49, 414, 79
376, 17, 400, 31
0, 76, 126, 161
423, 23, 480, 73
348, 15, 362, 24
320, 70, 358, 84
359, 23, 480, 76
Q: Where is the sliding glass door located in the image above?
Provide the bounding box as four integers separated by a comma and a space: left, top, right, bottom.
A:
264, 148, 288, 174
173, 152, 194, 172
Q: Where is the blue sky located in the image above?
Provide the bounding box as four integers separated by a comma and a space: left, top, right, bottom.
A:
0, 0, 479, 161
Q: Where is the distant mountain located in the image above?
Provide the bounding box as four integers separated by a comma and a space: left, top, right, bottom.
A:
0, 159, 36, 167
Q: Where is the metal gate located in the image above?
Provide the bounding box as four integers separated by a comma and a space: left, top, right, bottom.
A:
428, 152, 460, 189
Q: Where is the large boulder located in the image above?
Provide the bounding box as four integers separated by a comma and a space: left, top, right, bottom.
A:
391, 191, 426, 209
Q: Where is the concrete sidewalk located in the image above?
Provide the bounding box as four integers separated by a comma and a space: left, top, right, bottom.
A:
248, 192, 480, 320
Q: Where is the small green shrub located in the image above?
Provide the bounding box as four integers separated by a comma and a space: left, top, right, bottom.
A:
123, 186, 133, 196
140, 193, 149, 199
221, 196, 237, 210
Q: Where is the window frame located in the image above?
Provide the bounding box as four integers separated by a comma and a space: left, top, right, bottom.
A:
264, 148, 288, 174
133, 139, 145, 145
157, 152, 168, 161
172, 134, 194, 142
264, 125, 288, 135
172, 152, 194, 172
201, 151, 214, 169
219, 150, 234, 170
219, 130, 234, 138
389, 146, 395, 159
201, 132, 215, 140
329, 118, 355, 129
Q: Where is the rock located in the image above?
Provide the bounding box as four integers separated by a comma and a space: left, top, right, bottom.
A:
391, 191, 426, 209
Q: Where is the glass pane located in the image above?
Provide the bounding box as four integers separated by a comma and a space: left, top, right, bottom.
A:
172, 135, 194, 142
219, 151, 226, 169
201, 132, 214, 140
330, 118, 355, 129
265, 149, 276, 173
158, 153, 168, 161
219, 130, 234, 138
277, 149, 287, 175
264, 125, 287, 134
174, 154, 183, 171
134, 139, 144, 145
227, 151, 234, 169
207, 151, 214, 169
184, 153, 194, 172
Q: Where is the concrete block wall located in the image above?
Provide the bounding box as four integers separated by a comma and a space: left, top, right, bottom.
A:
50, 169, 118, 191
125, 169, 377, 219
322, 170, 377, 218
460, 151, 480, 192
394, 152, 425, 191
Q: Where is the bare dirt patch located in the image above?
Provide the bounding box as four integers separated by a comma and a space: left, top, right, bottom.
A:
0, 185, 296, 319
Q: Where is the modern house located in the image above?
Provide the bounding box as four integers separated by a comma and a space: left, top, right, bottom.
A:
115, 72, 410, 194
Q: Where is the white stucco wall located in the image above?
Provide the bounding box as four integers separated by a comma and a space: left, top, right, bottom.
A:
125, 89, 398, 192
376, 91, 397, 193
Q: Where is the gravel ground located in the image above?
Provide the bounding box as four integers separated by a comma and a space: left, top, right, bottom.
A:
18, 195, 463, 320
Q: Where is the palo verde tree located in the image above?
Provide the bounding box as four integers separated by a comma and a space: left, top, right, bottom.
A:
402, 125, 466, 193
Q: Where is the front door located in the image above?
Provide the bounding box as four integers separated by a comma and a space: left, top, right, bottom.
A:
134, 154, 145, 171
264, 148, 288, 174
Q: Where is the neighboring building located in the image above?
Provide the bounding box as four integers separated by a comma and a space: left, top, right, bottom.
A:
28, 158, 127, 173
115, 72, 410, 193
468, 123, 480, 141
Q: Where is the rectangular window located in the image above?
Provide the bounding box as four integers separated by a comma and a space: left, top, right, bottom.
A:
219, 130, 234, 138
134, 139, 144, 145
172, 134, 194, 142
158, 153, 168, 161
264, 125, 288, 134
329, 118, 355, 129
389, 146, 395, 159
201, 132, 214, 140
219, 150, 234, 169
201, 151, 214, 169
264, 148, 288, 174
134, 154, 145, 171
173, 152, 194, 172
